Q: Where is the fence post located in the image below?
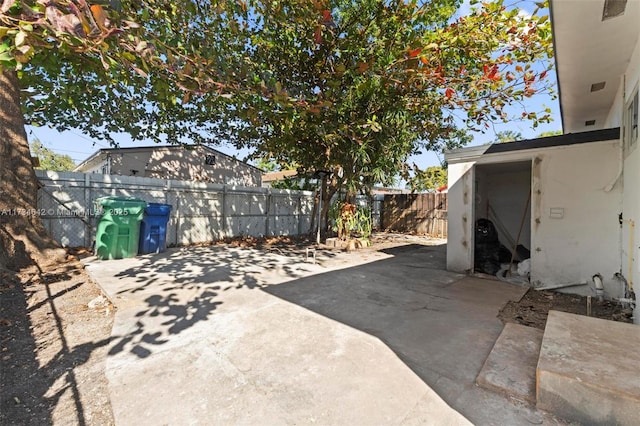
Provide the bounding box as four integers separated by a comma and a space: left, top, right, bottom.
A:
84, 173, 92, 247
222, 186, 227, 239
297, 195, 302, 236
174, 194, 181, 245
265, 189, 271, 237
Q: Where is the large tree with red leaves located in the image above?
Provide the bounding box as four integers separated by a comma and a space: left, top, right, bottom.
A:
0, 0, 554, 269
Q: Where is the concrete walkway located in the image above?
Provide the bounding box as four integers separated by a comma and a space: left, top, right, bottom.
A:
84, 240, 563, 425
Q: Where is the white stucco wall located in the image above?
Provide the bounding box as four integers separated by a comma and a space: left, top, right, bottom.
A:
621, 34, 640, 294
82, 162, 106, 174
531, 141, 622, 294
603, 33, 640, 293
622, 147, 640, 292
620, 34, 640, 290
446, 161, 474, 273
604, 80, 624, 129
625, 33, 640, 106
77, 147, 262, 186
447, 140, 623, 296
605, 34, 640, 130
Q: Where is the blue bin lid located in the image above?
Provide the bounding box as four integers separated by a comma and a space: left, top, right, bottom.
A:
145, 203, 172, 216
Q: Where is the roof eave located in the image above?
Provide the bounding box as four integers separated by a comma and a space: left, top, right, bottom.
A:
548, 0, 565, 133
445, 128, 620, 163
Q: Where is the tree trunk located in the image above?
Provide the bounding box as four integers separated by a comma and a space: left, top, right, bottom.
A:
307, 177, 338, 241
0, 69, 66, 271
309, 187, 319, 237
320, 181, 338, 239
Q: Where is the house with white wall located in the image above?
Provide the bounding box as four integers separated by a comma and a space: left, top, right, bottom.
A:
74, 145, 263, 187
445, 0, 639, 300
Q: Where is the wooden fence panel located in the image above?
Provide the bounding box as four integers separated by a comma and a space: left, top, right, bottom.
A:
381, 193, 448, 237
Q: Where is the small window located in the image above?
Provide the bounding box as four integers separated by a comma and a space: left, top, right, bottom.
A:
624, 89, 639, 149
602, 0, 627, 20
205, 154, 216, 165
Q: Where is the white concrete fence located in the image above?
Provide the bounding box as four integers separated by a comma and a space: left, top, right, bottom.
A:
35, 170, 383, 248
35, 170, 317, 248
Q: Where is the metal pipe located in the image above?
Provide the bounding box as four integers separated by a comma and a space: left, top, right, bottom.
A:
535, 281, 588, 291
628, 220, 635, 292
593, 273, 604, 302
614, 272, 629, 302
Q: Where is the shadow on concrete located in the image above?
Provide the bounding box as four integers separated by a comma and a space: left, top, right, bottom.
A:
91, 240, 541, 424
106, 243, 337, 359
261, 244, 538, 424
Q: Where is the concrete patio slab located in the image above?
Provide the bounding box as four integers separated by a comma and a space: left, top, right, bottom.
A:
537, 310, 640, 425
84, 241, 566, 425
477, 323, 543, 402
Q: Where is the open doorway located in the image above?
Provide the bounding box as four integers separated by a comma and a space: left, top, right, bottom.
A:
473, 161, 532, 276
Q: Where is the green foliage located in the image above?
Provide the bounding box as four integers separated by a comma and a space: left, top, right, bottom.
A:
493, 130, 524, 143
255, 157, 278, 172
1, 0, 240, 146
270, 176, 315, 191
228, 0, 555, 200
329, 200, 372, 241
353, 206, 373, 241
3, 0, 555, 201
536, 130, 562, 137
408, 166, 448, 193
30, 139, 75, 171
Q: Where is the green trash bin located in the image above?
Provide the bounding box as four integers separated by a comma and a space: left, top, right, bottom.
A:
94, 197, 147, 260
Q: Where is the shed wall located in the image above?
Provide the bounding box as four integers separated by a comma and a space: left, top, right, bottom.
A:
531, 140, 622, 294
447, 140, 623, 295
447, 162, 474, 272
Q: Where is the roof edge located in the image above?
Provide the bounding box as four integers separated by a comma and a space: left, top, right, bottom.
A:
74, 144, 263, 173
73, 148, 105, 171
548, 0, 565, 133
445, 127, 620, 162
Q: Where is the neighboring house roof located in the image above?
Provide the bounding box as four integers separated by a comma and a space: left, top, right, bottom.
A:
74, 144, 262, 173
550, 0, 640, 132
262, 169, 298, 183
446, 127, 620, 162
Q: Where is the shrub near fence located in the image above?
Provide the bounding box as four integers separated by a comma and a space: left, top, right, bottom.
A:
381, 193, 448, 237
35, 170, 316, 248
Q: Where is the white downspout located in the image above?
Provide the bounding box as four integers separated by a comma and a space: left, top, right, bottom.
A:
603, 138, 623, 192
592, 273, 605, 302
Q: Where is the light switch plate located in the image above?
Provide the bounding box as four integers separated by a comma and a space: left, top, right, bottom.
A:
549, 207, 564, 219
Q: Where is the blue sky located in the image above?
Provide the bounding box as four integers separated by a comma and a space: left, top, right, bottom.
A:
27, 0, 562, 171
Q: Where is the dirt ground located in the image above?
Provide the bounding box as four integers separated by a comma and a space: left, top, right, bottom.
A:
0, 255, 115, 426
498, 287, 634, 330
